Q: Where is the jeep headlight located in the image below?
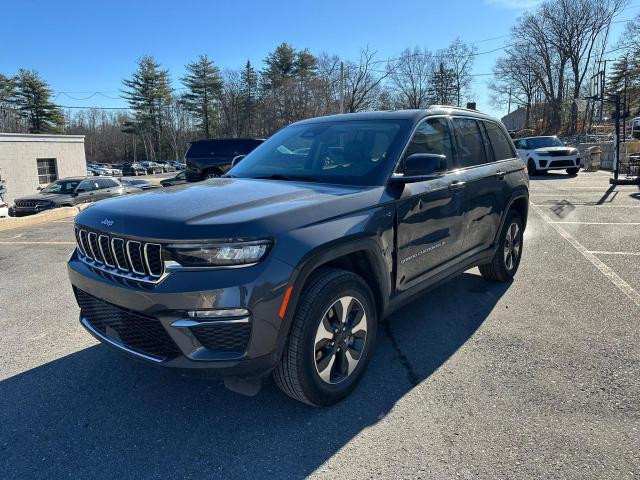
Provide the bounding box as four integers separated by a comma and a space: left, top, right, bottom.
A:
166, 240, 271, 267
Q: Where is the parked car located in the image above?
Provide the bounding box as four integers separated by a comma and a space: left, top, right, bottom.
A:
9, 177, 138, 217
170, 161, 185, 170
514, 136, 580, 176
0, 197, 8, 217
68, 107, 529, 405
156, 160, 176, 173
185, 138, 264, 182
122, 163, 147, 176
140, 161, 164, 174
160, 171, 187, 187
120, 179, 159, 190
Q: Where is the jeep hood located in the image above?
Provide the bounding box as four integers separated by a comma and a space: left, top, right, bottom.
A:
533, 146, 574, 154
75, 178, 384, 240
15, 192, 73, 204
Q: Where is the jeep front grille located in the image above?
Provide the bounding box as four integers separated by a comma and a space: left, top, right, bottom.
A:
75, 226, 164, 283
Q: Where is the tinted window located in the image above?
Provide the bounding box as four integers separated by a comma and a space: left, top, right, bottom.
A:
452, 118, 487, 168
41, 179, 80, 194
229, 120, 406, 186
77, 180, 98, 192
96, 178, 119, 188
401, 117, 454, 169
187, 139, 263, 158
484, 122, 516, 161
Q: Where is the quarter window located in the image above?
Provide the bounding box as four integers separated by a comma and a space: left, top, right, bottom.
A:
452, 118, 488, 168
484, 122, 516, 161
77, 180, 98, 192
37, 158, 57, 184
401, 117, 454, 169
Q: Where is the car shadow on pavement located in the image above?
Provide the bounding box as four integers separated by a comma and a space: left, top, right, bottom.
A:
0, 272, 509, 479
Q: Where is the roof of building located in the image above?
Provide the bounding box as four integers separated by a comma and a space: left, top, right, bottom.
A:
0, 132, 85, 143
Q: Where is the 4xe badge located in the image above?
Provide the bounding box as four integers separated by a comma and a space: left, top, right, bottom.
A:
101, 218, 114, 227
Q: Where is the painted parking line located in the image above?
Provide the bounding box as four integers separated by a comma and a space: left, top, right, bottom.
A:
550, 221, 640, 225
588, 251, 640, 256
531, 204, 640, 308
532, 204, 640, 208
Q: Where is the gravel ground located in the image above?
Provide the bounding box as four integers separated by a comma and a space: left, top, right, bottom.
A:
0, 171, 638, 479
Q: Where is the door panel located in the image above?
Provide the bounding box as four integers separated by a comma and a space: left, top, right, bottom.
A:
395, 172, 467, 291
394, 116, 466, 292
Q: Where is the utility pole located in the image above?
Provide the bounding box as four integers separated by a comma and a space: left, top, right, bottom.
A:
339, 61, 345, 114
507, 86, 512, 115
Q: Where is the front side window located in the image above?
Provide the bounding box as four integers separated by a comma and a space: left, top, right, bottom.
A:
452, 118, 488, 168
37, 158, 57, 184
484, 122, 516, 161
77, 180, 98, 192
229, 120, 406, 186
41, 179, 80, 194
401, 117, 454, 170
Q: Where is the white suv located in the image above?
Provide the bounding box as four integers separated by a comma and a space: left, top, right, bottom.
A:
515, 136, 580, 176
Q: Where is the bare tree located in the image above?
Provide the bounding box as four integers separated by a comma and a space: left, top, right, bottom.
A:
443, 38, 477, 107
388, 47, 434, 108
344, 47, 391, 113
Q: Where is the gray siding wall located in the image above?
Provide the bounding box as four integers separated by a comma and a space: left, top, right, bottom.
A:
0, 133, 86, 204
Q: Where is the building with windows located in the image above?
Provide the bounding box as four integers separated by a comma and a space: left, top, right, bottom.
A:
0, 133, 86, 204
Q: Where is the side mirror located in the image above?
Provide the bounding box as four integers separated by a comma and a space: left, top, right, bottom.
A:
37, 185, 43, 191
231, 155, 246, 167
391, 153, 447, 183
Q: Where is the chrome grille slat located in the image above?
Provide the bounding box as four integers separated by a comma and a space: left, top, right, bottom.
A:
88, 232, 103, 263
98, 235, 115, 267
74, 227, 165, 284
144, 243, 163, 277
126, 241, 146, 275
111, 238, 128, 271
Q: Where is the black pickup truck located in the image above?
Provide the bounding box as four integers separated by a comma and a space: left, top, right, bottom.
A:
68, 107, 529, 406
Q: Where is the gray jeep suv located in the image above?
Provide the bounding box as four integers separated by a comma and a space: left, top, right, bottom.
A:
68, 107, 529, 406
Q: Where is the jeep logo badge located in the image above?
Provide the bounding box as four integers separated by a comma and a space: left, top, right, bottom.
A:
101, 218, 114, 227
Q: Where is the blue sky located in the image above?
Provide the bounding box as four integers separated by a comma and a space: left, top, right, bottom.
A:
1, 0, 636, 118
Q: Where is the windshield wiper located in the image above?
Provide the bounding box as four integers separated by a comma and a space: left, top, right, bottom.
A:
253, 174, 315, 182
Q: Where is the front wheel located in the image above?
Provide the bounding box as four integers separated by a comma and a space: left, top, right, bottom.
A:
527, 159, 539, 176
273, 269, 377, 406
479, 211, 524, 282
567, 167, 579, 175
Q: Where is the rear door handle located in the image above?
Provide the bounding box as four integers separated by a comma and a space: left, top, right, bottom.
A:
449, 181, 466, 191
495, 170, 506, 180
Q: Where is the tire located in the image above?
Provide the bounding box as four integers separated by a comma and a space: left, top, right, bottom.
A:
479, 210, 524, 282
527, 159, 539, 176
567, 167, 579, 175
273, 268, 377, 406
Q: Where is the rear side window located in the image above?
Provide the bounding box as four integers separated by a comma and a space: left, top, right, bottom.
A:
402, 117, 454, 168
452, 118, 487, 168
484, 122, 516, 161
77, 180, 98, 191
187, 139, 262, 158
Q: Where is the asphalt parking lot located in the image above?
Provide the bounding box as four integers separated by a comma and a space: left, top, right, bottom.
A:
0, 171, 638, 479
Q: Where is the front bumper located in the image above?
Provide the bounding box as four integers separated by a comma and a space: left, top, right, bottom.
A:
534, 156, 580, 170
67, 250, 294, 377
9, 205, 54, 217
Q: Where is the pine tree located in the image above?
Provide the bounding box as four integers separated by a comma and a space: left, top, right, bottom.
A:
263, 43, 297, 89
181, 54, 223, 138
0, 73, 19, 132
14, 69, 63, 133
239, 61, 258, 135
122, 56, 173, 159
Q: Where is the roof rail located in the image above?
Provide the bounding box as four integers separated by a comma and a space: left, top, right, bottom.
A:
429, 105, 480, 113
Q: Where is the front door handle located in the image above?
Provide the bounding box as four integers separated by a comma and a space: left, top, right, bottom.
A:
449, 181, 466, 191
495, 170, 506, 180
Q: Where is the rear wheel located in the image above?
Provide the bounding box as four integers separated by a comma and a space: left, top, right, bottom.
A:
567, 167, 579, 175
479, 210, 523, 282
273, 269, 377, 406
527, 159, 539, 176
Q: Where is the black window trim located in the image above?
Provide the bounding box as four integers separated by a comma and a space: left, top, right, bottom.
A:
450, 116, 517, 171
391, 114, 458, 176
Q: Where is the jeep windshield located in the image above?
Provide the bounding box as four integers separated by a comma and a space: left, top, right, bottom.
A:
227, 120, 407, 186
40, 179, 81, 194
